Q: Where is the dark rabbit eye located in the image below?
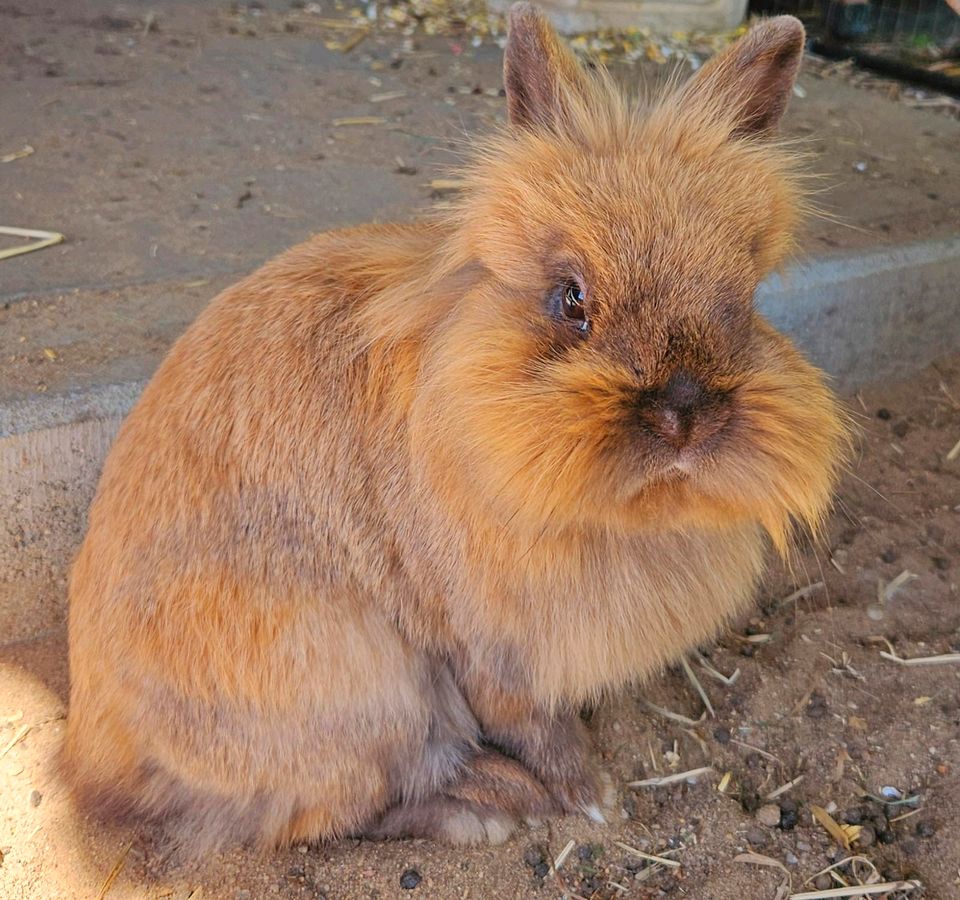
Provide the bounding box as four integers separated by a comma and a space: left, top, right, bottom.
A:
561, 282, 587, 324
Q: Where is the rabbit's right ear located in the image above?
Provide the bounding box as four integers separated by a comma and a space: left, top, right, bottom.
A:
503, 2, 587, 130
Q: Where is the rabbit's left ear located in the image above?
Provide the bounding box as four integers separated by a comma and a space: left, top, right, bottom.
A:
503, 2, 588, 130
680, 16, 806, 137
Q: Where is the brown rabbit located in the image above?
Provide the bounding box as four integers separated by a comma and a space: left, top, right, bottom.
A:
62, 3, 847, 852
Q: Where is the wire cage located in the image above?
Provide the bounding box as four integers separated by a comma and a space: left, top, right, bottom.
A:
750, 0, 960, 95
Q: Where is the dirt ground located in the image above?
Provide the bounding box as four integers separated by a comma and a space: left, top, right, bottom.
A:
2, 2, 960, 899
2, 0, 959, 306
1, 357, 958, 898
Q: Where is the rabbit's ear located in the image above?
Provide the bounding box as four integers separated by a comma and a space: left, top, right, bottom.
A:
681, 16, 805, 137
503, 2, 586, 130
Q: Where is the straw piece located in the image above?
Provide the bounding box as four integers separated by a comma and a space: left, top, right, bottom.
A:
332, 116, 386, 126
810, 805, 855, 850
880, 650, 960, 666
628, 766, 714, 788
613, 841, 681, 868
734, 851, 789, 877
552, 838, 576, 873
640, 699, 705, 727
0, 724, 31, 759
789, 881, 921, 899
1, 145, 34, 163
680, 656, 715, 717
0, 226, 64, 261
694, 651, 740, 685
766, 775, 804, 800
96, 842, 132, 900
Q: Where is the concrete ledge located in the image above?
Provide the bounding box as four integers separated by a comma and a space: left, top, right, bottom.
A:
488, 0, 749, 34
758, 235, 960, 393
2, 236, 960, 645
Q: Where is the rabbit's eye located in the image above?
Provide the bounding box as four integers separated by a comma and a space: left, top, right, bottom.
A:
562, 282, 587, 323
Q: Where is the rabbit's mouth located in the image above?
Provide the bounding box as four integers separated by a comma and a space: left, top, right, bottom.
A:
664, 453, 696, 477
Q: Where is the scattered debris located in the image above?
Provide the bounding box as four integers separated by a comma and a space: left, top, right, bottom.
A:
95, 842, 132, 900
810, 804, 860, 850
640, 698, 706, 727
332, 116, 387, 126
428, 178, 466, 193
551, 838, 576, 873
766, 775, 805, 801
756, 804, 782, 828
735, 851, 791, 900
878, 569, 918, 604
680, 656, 715, 717
694, 650, 740, 685
1, 145, 34, 163
613, 841, 681, 869
628, 766, 713, 789
790, 881, 922, 898
370, 90, 407, 103
0, 226, 65, 261
0, 724, 31, 759
399, 868, 422, 890
880, 649, 960, 666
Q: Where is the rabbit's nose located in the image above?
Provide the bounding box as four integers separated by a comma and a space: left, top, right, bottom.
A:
641, 370, 718, 450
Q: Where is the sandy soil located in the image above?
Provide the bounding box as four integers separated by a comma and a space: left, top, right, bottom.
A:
2, 359, 959, 899
2, 2, 959, 898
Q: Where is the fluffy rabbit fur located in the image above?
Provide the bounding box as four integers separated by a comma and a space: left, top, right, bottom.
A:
62, 3, 847, 852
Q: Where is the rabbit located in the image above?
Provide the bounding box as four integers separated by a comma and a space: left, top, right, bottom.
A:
61, 2, 848, 854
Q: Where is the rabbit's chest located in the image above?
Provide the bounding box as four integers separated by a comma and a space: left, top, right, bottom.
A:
472, 523, 765, 704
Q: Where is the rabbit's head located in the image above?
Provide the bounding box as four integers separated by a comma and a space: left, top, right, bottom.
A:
415, 4, 848, 551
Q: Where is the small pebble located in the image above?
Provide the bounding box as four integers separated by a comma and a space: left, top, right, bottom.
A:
399, 869, 422, 890
880, 547, 899, 563
745, 826, 769, 847
805, 692, 828, 719
523, 846, 544, 868
756, 804, 781, 828
876, 407, 892, 420
815, 874, 833, 890
577, 844, 593, 861
740, 790, 761, 814
579, 876, 602, 895
785, 851, 799, 866
916, 821, 935, 839
29, 790, 41, 808
857, 824, 876, 848
779, 807, 799, 831
713, 726, 731, 744
796, 840, 812, 853
842, 806, 864, 825
533, 861, 550, 879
